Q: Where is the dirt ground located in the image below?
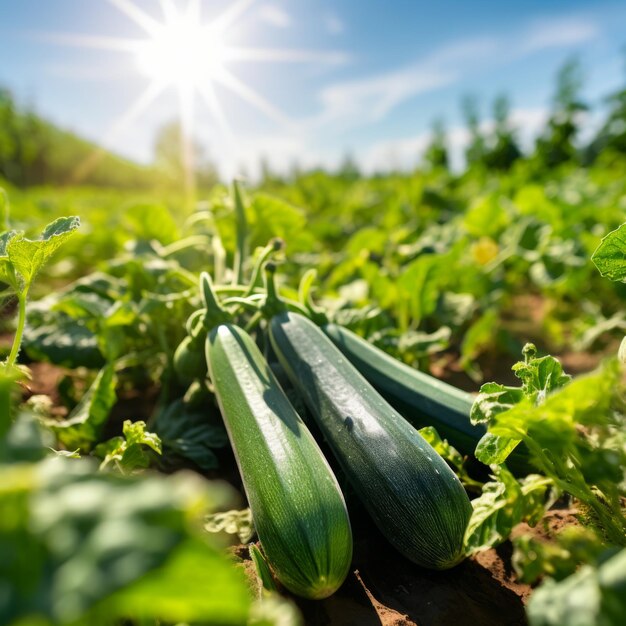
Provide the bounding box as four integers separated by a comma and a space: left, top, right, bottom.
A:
233, 507, 579, 626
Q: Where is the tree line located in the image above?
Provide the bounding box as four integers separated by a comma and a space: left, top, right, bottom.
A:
2, 53, 626, 189
423, 56, 626, 173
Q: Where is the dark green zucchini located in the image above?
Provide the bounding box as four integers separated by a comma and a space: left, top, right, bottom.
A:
323, 323, 481, 455
206, 323, 352, 598
269, 312, 472, 570
323, 323, 532, 475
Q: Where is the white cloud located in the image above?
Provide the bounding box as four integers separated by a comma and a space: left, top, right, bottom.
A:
522, 16, 599, 53
325, 14, 344, 35
308, 14, 600, 131
257, 4, 291, 29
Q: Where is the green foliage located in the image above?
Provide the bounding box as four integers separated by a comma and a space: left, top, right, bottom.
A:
0, 215, 80, 293
45, 365, 117, 452
471, 344, 571, 463
94, 420, 162, 473
418, 426, 482, 490
0, 457, 251, 625
464, 466, 553, 554
527, 548, 626, 626
474, 351, 626, 546
513, 526, 607, 585
154, 397, 228, 471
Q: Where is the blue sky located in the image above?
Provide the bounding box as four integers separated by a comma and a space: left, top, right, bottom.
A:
0, 0, 624, 177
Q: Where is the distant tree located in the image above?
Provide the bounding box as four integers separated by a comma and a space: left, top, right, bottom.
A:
153, 121, 218, 190
337, 152, 360, 181
423, 118, 449, 170
462, 95, 486, 168
534, 57, 587, 167
483, 94, 522, 170
586, 47, 626, 162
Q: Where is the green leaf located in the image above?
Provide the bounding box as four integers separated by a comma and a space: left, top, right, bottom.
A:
397, 254, 443, 325
419, 426, 483, 490
155, 399, 228, 471
95, 420, 162, 473
0, 456, 251, 625
47, 364, 117, 451
475, 431, 522, 465
23, 319, 105, 369
464, 465, 524, 553
470, 382, 524, 425
0, 230, 19, 290
464, 466, 551, 554
460, 309, 499, 379
591, 223, 626, 282
0, 229, 17, 256
512, 352, 571, 400
7, 216, 80, 287
124, 203, 179, 245
513, 526, 605, 585
527, 548, 626, 626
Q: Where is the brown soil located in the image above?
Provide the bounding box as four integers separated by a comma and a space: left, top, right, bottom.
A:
232, 505, 582, 626
22, 362, 69, 416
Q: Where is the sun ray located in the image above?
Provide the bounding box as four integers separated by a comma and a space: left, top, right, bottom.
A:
158, 0, 179, 23
212, 66, 293, 128
70, 79, 167, 183
42, 0, 348, 188
187, 0, 201, 22
30, 32, 142, 52
211, 0, 257, 32
195, 81, 235, 143
177, 82, 197, 206
106, 0, 162, 36
224, 47, 350, 65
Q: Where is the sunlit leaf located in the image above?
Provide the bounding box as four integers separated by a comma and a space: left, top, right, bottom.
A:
7, 216, 80, 286
591, 223, 626, 282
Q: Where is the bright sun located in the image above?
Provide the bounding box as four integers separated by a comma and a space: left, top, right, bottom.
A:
43, 0, 346, 185
134, 12, 226, 86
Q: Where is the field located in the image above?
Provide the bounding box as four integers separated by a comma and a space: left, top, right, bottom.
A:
2, 144, 626, 626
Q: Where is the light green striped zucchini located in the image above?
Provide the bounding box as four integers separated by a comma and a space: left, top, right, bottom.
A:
206, 323, 353, 598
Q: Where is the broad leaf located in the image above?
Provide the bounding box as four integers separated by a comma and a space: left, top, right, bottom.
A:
0, 457, 251, 625
7, 216, 80, 287
155, 398, 228, 471
95, 420, 162, 473
47, 364, 117, 451
470, 382, 524, 425
475, 431, 522, 465
591, 223, 626, 282
464, 466, 551, 554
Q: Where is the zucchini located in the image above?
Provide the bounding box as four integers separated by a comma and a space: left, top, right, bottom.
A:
323, 323, 532, 475
206, 323, 353, 599
323, 323, 481, 456
269, 312, 472, 570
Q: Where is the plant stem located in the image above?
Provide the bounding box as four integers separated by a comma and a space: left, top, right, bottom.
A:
6, 291, 27, 368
